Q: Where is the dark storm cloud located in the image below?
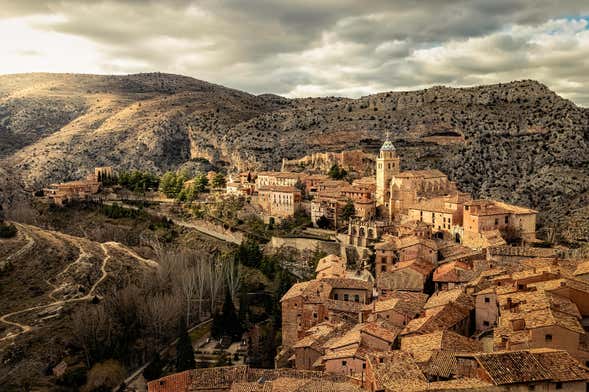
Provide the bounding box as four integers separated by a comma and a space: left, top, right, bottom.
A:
1, 0, 589, 105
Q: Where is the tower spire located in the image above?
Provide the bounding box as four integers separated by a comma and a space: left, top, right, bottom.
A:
380, 130, 396, 152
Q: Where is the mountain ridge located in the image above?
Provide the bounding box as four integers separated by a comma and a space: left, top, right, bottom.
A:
0, 72, 588, 238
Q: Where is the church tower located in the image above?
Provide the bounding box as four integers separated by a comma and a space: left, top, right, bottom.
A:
376, 132, 400, 209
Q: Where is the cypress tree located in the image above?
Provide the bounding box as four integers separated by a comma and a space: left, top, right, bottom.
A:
143, 352, 163, 381
221, 290, 242, 341
175, 327, 196, 372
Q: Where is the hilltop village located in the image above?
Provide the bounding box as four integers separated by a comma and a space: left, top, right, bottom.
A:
32, 134, 589, 392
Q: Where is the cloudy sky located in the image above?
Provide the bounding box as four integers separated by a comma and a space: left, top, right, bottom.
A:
1, 1, 589, 105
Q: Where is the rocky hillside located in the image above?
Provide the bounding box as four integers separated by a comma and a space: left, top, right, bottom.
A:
0, 222, 159, 387
0, 73, 588, 237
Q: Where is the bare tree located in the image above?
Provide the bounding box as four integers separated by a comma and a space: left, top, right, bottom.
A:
224, 256, 242, 305
180, 267, 199, 325
206, 260, 224, 314
195, 256, 209, 320
71, 305, 112, 368
140, 292, 182, 350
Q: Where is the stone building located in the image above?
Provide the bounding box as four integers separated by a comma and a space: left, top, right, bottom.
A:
406, 192, 472, 241
256, 186, 301, 223
311, 183, 376, 228
375, 235, 438, 267
43, 171, 102, 206
280, 277, 373, 353
374, 133, 458, 220
462, 199, 537, 248
255, 171, 303, 189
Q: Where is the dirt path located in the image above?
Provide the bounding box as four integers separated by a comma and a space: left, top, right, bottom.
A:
0, 242, 113, 342
47, 238, 91, 300
1, 223, 35, 267
106, 241, 159, 268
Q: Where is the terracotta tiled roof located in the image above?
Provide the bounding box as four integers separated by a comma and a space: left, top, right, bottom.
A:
190, 366, 248, 390
401, 303, 470, 336
373, 298, 400, 313
464, 199, 537, 216
377, 266, 430, 292
148, 370, 191, 392
401, 330, 482, 363
315, 255, 344, 273
292, 322, 346, 351
375, 236, 437, 251
529, 348, 589, 382
464, 350, 582, 385
360, 321, 400, 344
433, 261, 476, 283
151, 367, 354, 392
229, 381, 272, 392
424, 378, 493, 390
393, 258, 436, 276
384, 291, 428, 317
366, 351, 427, 391
320, 277, 373, 291
501, 308, 584, 334
497, 289, 581, 318
424, 287, 473, 311
395, 170, 446, 179
473, 351, 550, 384
281, 280, 332, 303
419, 350, 459, 379
529, 277, 589, 295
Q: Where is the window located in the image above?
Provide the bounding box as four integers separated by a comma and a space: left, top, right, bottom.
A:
495, 218, 499, 225
342, 360, 347, 366
528, 385, 535, 391
483, 321, 490, 327
484, 297, 490, 303
354, 295, 360, 302
556, 382, 563, 390
381, 265, 386, 272
545, 334, 553, 342
334, 294, 339, 300
344, 294, 349, 301
313, 312, 317, 319
465, 205, 469, 211
379, 358, 384, 363
362, 363, 366, 369
505, 216, 509, 224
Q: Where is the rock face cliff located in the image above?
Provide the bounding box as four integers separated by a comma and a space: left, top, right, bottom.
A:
0, 73, 588, 237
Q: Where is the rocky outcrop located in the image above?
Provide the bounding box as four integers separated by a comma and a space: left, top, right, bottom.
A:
281, 149, 375, 175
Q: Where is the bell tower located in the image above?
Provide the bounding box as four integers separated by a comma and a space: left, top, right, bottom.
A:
376, 131, 400, 209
